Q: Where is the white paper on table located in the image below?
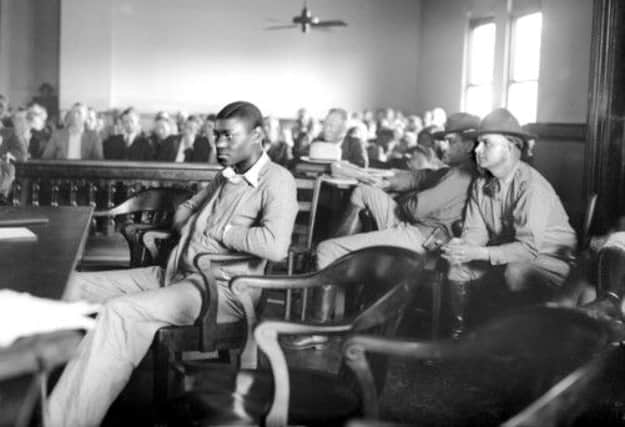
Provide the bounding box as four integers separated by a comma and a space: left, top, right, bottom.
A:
0, 289, 101, 347
0, 227, 37, 242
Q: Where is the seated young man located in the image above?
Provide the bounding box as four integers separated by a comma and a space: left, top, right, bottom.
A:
441, 108, 577, 336
316, 112, 481, 269
48, 101, 299, 427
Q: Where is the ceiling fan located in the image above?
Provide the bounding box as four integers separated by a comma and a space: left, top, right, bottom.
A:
265, 1, 348, 33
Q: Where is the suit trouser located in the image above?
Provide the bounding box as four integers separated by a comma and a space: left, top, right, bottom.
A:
48, 266, 244, 427
316, 184, 426, 269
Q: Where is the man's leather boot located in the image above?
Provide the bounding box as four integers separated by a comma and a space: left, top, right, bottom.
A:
332, 203, 362, 238
448, 280, 471, 340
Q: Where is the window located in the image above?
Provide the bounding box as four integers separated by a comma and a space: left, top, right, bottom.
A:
463, 19, 496, 118
506, 12, 543, 124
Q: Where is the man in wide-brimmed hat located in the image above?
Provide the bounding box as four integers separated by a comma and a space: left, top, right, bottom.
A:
316, 112, 480, 266
442, 108, 576, 337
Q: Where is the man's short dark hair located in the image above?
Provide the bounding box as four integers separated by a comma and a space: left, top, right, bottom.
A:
328, 108, 348, 121
120, 107, 138, 119
216, 101, 263, 131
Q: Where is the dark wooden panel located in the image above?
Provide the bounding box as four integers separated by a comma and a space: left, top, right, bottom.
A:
524, 123, 587, 141
585, 0, 625, 232
11, 160, 222, 208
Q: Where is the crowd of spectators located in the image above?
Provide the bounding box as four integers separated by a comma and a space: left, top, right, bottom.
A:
0, 87, 463, 175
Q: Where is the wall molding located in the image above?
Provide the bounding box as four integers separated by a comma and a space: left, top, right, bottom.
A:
524, 123, 587, 141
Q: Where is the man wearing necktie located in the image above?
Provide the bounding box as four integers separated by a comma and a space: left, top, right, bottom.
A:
49, 101, 298, 427
441, 108, 576, 338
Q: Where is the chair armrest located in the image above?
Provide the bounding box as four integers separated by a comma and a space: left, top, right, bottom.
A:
253, 320, 353, 427
195, 252, 258, 268
191, 252, 263, 359
344, 334, 456, 360
230, 271, 340, 295
140, 229, 177, 266
502, 343, 623, 427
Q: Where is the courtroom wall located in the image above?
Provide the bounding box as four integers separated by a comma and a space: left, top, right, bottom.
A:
416, 0, 592, 123
60, 0, 422, 117
0, 0, 60, 107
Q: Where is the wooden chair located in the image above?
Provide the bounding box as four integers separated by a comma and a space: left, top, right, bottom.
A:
152, 251, 264, 417
281, 175, 324, 320
342, 303, 624, 426
80, 187, 192, 269
165, 246, 426, 427
340, 237, 625, 426
143, 176, 323, 320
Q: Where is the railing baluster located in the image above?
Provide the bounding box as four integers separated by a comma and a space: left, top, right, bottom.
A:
31, 181, 40, 207
12, 181, 22, 207
88, 182, 97, 207
69, 180, 78, 206
50, 181, 60, 207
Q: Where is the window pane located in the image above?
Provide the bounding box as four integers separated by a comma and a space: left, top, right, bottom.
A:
510, 12, 542, 81
465, 85, 493, 118
468, 22, 496, 85
507, 81, 538, 124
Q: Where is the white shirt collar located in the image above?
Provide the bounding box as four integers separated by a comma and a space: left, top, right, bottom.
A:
221, 151, 269, 188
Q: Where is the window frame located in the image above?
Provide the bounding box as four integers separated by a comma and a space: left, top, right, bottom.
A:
462, 16, 497, 116
504, 11, 543, 123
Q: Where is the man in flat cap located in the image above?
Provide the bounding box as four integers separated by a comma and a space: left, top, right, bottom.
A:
442, 108, 576, 337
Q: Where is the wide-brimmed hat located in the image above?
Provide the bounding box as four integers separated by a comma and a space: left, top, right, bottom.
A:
477, 108, 535, 142
432, 112, 480, 140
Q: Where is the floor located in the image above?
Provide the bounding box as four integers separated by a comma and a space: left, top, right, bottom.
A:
97, 288, 625, 427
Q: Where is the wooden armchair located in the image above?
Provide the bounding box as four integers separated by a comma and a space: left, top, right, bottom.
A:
165, 246, 426, 427
82, 187, 192, 268
152, 251, 264, 414
342, 302, 624, 426
340, 237, 625, 426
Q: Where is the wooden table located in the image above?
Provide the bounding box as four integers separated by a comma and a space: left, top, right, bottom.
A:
0, 206, 93, 299
0, 206, 94, 426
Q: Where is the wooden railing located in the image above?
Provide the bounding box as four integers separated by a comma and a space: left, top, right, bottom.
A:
11, 160, 222, 208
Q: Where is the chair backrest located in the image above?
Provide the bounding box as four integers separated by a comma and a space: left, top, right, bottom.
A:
317, 246, 425, 324
99, 187, 193, 218
292, 177, 318, 251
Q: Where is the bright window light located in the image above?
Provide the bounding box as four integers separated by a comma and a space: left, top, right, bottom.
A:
507, 12, 542, 124
464, 20, 496, 117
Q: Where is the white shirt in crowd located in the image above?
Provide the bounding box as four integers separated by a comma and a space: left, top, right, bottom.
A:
67, 129, 83, 160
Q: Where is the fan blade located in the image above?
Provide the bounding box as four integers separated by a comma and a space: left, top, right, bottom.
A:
312, 20, 347, 27
265, 24, 298, 30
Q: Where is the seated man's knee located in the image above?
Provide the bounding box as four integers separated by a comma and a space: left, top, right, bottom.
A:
101, 297, 139, 323
350, 184, 381, 208
316, 239, 343, 270
504, 263, 533, 292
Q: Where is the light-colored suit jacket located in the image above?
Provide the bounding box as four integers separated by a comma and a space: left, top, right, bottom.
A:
42, 128, 103, 160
